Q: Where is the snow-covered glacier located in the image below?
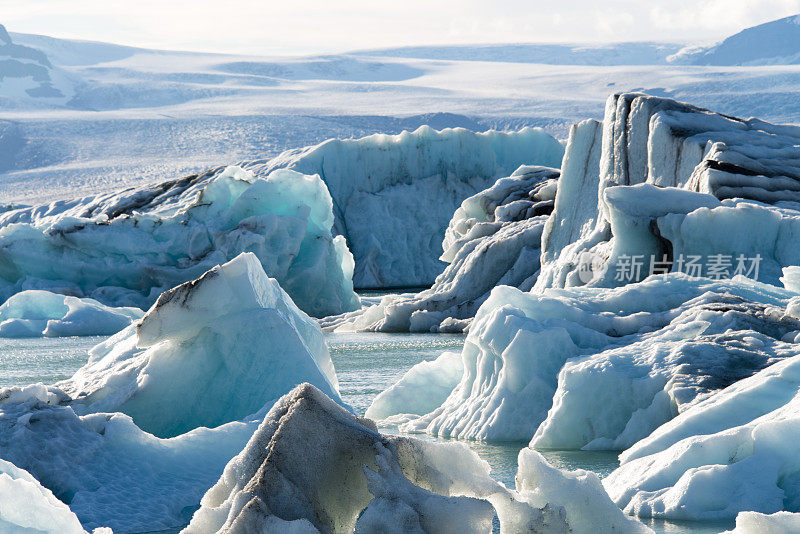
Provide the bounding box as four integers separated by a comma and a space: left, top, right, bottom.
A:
0, 166, 359, 318
244, 126, 564, 288
0, 289, 143, 337
325, 165, 559, 333
0, 253, 346, 531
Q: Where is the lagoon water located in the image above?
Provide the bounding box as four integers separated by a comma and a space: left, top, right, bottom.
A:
0, 331, 733, 533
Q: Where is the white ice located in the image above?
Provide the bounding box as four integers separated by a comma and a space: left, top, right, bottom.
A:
0, 290, 143, 337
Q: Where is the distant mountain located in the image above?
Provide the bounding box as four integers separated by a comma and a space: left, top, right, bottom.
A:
671, 14, 800, 65
0, 23, 69, 102
355, 42, 683, 66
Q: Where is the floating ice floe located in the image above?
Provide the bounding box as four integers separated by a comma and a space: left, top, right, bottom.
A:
0, 253, 344, 531
603, 351, 800, 521
323, 166, 559, 333
0, 166, 359, 317
186, 383, 649, 534
0, 457, 108, 534
245, 126, 564, 288
0, 289, 143, 337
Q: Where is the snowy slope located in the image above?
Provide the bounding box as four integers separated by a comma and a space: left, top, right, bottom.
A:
3, 20, 800, 205
672, 15, 800, 66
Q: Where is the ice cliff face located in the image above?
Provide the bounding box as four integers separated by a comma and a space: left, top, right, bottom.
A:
0, 166, 359, 318
537, 93, 800, 291
325, 165, 559, 333
0, 254, 345, 531
244, 126, 564, 288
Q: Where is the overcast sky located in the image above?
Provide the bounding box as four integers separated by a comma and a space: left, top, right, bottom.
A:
3, 0, 800, 56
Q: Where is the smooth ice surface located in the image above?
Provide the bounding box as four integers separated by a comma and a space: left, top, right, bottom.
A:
326, 166, 559, 332
0, 166, 359, 318
0, 290, 142, 338
604, 354, 800, 521
56, 252, 342, 438
184, 383, 569, 534
245, 127, 564, 288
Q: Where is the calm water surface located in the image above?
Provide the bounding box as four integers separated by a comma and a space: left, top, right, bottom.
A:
0, 332, 733, 533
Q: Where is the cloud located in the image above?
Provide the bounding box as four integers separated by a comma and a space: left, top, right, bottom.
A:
1, 0, 799, 55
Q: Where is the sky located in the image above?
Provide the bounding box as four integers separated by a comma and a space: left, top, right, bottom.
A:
2, 0, 800, 56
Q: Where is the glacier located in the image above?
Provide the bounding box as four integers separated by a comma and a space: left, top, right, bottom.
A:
0, 253, 346, 531
0, 289, 143, 337
0, 166, 359, 318
325, 165, 559, 333
244, 126, 564, 288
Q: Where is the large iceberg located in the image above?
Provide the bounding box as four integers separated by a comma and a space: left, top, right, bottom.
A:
0, 166, 359, 317
0, 253, 345, 531
57, 252, 342, 438
0, 289, 143, 338
324, 166, 559, 333
537, 92, 800, 291
245, 126, 564, 288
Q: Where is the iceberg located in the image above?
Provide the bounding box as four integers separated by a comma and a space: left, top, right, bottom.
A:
245, 126, 564, 288
184, 383, 571, 534
386, 273, 798, 443
57, 252, 342, 438
536, 92, 800, 292
326, 166, 559, 333
0, 254, 346, 531
0, 457, 108, 534
603, 353, 800, 521
0, 289, 143, 338
0, 166, 359, 317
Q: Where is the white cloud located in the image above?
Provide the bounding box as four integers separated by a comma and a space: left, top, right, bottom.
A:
1, 0, 799, 55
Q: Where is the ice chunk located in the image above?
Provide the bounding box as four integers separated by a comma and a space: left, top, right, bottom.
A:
327, 166, 559, 333
58, 252, 342, 438
247, 126, 564, 287
515, 448, 651, 534
0, 457, 106, 534
397, 273, 798, 443
0, 166, 359, 317
722, 511, 800, 534
604, 355, 800, 520
184, 383, 569, 534
0, 289, 143, 338
366, 351, 463, 421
